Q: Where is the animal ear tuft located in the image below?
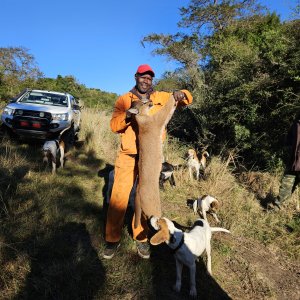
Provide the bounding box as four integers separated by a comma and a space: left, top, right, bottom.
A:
150, 218, 170, 245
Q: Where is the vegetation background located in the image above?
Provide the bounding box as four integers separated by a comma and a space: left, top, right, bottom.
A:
0, 0, 299, 299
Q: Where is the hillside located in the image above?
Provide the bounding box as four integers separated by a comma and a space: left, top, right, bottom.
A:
0, 109, 299, 300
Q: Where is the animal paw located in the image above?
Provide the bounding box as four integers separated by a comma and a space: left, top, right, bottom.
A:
189, 287, 197, 298
172, 283, 181, 293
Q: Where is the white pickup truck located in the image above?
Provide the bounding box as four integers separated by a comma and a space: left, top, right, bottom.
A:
1, 89, 81, 141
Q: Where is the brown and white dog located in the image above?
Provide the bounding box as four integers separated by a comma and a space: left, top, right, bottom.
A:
192, 195, 220, 223
149, 216, 230, 298
42, 139, 65, 174
187, 149, 209, 180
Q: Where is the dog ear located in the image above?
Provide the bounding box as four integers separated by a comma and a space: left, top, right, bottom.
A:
150, 231, 168, 245
211, 200, 219, 210
149, 218, 170, 245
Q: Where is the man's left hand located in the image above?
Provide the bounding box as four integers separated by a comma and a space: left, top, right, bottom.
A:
173, 91, 186, 102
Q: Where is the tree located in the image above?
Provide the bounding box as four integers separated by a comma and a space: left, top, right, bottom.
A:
0, 47, 43, 100
204, 14, 300, 168
142, 0, 299, 170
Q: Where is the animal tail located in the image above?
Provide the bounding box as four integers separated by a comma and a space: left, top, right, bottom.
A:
202, 151, 209, 157
134, 189, 142, 229
211, 228, 230, 234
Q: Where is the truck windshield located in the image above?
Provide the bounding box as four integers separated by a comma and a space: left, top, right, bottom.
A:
19, 92, 68, 107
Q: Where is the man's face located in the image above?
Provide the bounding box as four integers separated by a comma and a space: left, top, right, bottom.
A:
135, 73, 153, 94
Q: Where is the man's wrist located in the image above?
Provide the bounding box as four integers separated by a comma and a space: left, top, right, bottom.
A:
173, 90, 186, 101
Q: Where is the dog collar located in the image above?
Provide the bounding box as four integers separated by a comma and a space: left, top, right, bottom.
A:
171, 234, 185, 254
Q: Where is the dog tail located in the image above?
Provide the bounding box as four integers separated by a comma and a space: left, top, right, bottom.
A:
202, 151, 209, 158
211, 228, 230, 234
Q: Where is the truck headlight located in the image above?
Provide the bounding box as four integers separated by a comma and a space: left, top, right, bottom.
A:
3, 107, 15, 116
52, 113, 69, 121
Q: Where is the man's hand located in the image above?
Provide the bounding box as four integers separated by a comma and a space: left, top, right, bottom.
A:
173, 90, 186, 102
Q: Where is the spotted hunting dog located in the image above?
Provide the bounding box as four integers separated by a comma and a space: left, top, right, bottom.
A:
187, 149, 209, 180
149, 216, 230, 298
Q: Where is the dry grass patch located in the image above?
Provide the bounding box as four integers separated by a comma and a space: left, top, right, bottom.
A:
0, 109, 299, 300
79, 108, 119, 165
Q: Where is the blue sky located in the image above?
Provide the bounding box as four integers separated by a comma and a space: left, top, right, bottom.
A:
1, 0, 297, 95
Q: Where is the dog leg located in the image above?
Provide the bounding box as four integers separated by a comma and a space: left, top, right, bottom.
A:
206, 237, 212, 275
51, 161, 56, 174
173, 259, 183, 293
196, 168, 200, 180
189, 167, 193, 180
211, 212, 220, 223
60, 146, 64, 168
202, 208, 208, 223
50, 152, 56, 174
192, 200, 198, 215
189, 262, 197, 298
169, 174, 176, 188
159, 178, 165, 190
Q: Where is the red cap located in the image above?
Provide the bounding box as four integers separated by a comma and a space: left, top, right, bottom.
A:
136, 64, 155, 77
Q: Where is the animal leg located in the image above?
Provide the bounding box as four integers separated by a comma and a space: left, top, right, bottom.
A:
134, 189, 142, 228
173, 259, 183, 293
192, 200, 198, 215
206, 239, 212, 275
169, 174, 176, 187
196, 168, 200, 180
159, 174, 165, 190
60, 146, 64, 168
202, 208, 208, 223
51, 161, 56, 175
189, 262, 197, 298
189, 167, 193, 180
211, 212, 220, 223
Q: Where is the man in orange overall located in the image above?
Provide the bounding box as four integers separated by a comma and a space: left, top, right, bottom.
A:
103, 64, 193, 259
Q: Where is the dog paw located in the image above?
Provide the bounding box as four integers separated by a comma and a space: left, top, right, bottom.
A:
172, 283, 181, 293
189, 287, 197, 298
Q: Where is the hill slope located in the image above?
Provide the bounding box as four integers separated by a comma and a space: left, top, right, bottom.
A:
0, 109, 299, 299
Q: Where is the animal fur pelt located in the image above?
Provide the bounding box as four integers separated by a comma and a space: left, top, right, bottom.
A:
132, 95, 176, 228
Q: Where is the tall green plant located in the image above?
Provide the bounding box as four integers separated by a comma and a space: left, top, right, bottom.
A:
143, 1, 299, 170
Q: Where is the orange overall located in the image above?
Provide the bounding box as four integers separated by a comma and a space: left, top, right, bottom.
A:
105, 90, 193, 243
